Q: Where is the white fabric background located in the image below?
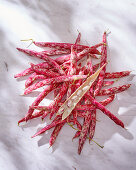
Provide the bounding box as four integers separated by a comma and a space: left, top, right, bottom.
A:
0, 0, 136, 170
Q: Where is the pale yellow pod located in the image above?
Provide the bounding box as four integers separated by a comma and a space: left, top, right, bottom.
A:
56, 63, 107, 120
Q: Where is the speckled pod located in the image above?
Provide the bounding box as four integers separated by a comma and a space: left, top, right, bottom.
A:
18, 110, 44, 124
14, 67, 33, 78
41, 49, 70, 56
98, 84, 131, 96
88, 94, 115, 142
17, 48, 65, 75
89, 110, 96, 141
73, 131, 81, 140
41, 82, 68, 119
30, 63, 60, 77
55, 47, 101, 64
78, 98, 92, 154
86, 94, 124, 128
72, 119, 82, 139
60, 62, 100, 73
31, 62, 51, 69
94, 32, 107, 96
75, 32, 81, 44
78, 113, 92, 154
78, 85, 93, 153
100, 95, 115, 106
72, 110, 78, 124
54, 84, 62, 98
33, 41, 92, 51
25, 84, 58, 121
105, 71, 131, 79
67, 46, 77, 106
86, 55, 94, 94
32, 118, 66, 138
25, 72, 37, 88
67, 46, 77, 124
14, 62, 51, 78
67, 46, 77, 75
49, 123, 64, 147
49, 82, 69, 119
103, 80, 115, 87
27, 75, 47, 87
24, 75, 87, 95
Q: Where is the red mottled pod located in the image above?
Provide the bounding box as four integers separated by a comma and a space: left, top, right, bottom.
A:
33, 41, 103, 51
27, 75, 47, 87
55, 47, 101, 64
41, 49, 69, 56
30, 63, 60, 77
24, 75, 87, 95
49, 123, 65, 147
54, 83, 62, 98
16, 48, 65, 75
89, 110, 96, 142
25, 72, 37, 88
78, 113, 92, 154
103, 80, 115, 87
73, 131, 81, 140
31, 118, 66, 138
14, 68, 33, 78
75, 32, 81, 45
43, 82, 68, 119
94, 32, 107, 96
86, 94, 124, 128
98, 84, 131, 96
24, 84, 58, 122
105, 71, 131, 79
18, 110, 44, 124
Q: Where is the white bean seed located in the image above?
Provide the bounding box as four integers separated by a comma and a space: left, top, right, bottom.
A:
67, 100, 72, 107
83, 86, 90, 91
72, 95, 77, 100
89, 80, 94, 85
77, 90, 82, 96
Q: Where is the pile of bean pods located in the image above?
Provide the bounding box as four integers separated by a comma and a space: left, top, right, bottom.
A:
15, 31, 131, 154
